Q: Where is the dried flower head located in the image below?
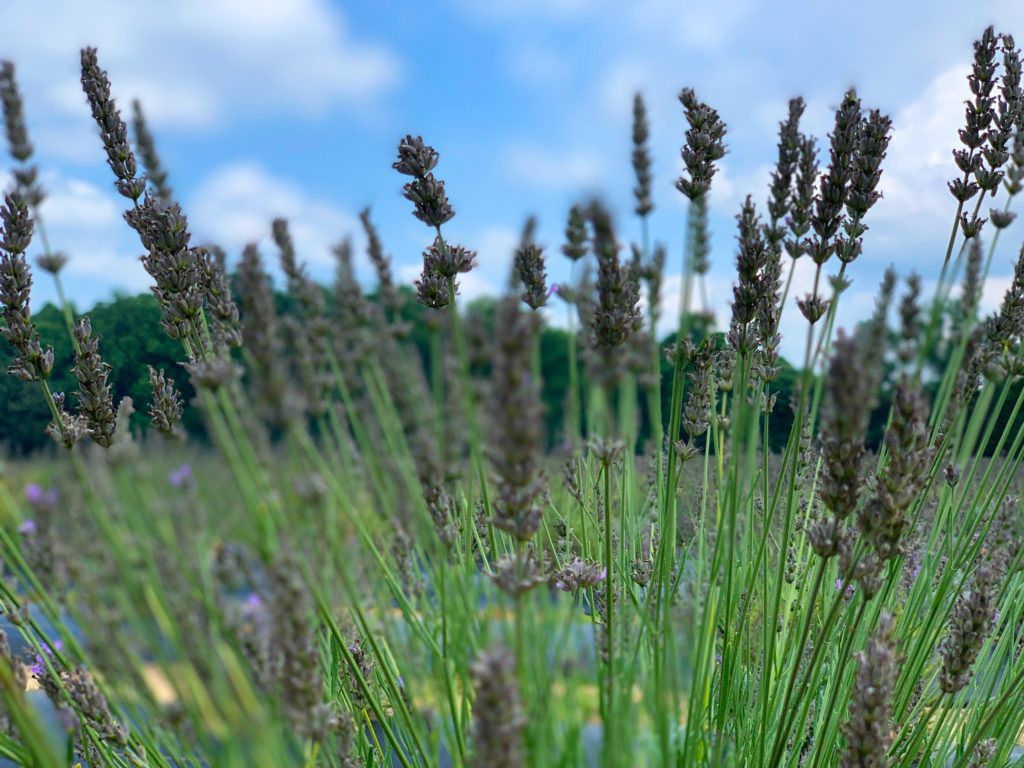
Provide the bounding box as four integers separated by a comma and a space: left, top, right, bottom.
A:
960, 239, 983, 323
423, 235, 476, 280
841, 613, 898, 768
1, 194, 55, 383
949, 27, 1001, 209
124, 195, 210, 346
491, 551, 548, 597
562, 204, 589, 262
415, 265, 451, 309
358, 207, 403, 324
393, 134, 439, 177
858, 377, 934, 561
0, 61, 44, 207
471, 646, 525, 768
515, 242, 548, 309
236, 244, 296, 427
589, 202, 641, 348
897, 273, 922, 365
551, 557, 606, 592
729, 196, 769, 356
845, 108, 894, 224
809, 331, 877, 557
989, 207, 1017, 229
72, 317, 117, 447
47, 391, 90, 449
807, 89, 862, 265
682, 339, 716, 442
632, 92, 654, 216
785, 133, 818, 258
676, 88, 727, 201
395, 136, 454, 228
940, 563, 997, 694
403, 173, 455, 227
201, 248, 241, 347
488, 298, 547, 540
64, 665, 128, 746
80, 47, 146, 201
272, 217, 332, 416
0, 62, 33, 162
183, 355, 239, 392
35, 251, 68, 275
766, 97, 805, 237
147, 366, 184, 438
269, 549, 333, 742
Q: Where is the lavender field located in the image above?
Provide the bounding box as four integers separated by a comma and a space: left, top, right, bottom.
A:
2, 12, 1024, 768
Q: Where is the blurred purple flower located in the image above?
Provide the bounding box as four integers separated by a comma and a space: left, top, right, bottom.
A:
18, 519, 36, 535
30, 639, 63, 677
24, 484, 57, 507
169, 464, 193, 488
241, 592, 265, 623
835, 578, 854, 599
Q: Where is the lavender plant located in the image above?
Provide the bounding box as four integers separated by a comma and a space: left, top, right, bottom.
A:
1, 28, 1024, 768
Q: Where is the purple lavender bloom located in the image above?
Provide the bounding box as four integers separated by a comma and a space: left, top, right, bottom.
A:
25, 484, 58, 508
169, 464, 193, 488
24, 484, 43, 505
30, 639, 63, 677
18, 519, 36, 535
241, 592, 266, 624
836, 578, 855, 599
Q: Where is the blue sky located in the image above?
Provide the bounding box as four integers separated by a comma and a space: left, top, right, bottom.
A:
4, 0, 1024, 363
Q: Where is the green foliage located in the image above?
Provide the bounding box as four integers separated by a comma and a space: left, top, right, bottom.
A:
0, 295, 196, 452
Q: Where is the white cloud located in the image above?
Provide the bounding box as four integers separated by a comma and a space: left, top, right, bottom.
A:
627, 0, 755, 51
709, 162, 774, 217
473, 227, 521, 272
502, 144, 604, 189
20, 172, 151, 298
188, 162, 358, 271
873, 64, 968, 241
4, 0, 401, 132
38, 177, 121, 233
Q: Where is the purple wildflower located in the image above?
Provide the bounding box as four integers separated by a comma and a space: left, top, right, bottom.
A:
836, 578, 855, 599
168, 464, 193, 488
24, 484, 57, 507
24, 483, 42, 504
242, 592, 265, 621
30, 639, 62, 677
